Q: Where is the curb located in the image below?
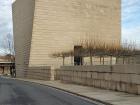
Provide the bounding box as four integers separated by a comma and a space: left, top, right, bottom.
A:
14, 78, 113, 105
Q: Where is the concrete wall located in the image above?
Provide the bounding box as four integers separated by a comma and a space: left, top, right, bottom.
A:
29, 0, 121, 68
55, 65, 140, 94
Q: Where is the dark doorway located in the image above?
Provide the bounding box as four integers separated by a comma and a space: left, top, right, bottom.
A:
74, 46, 83, 65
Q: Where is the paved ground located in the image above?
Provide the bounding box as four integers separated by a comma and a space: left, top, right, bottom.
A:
15, 78, 140, 105
0, 77, 99, 105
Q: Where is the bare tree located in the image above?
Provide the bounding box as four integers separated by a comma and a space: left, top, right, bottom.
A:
51, 39, 138, 66
3, 33, 15, 62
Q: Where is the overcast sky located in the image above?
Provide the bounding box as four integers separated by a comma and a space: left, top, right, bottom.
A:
0, 0, 13, 55
0, 0, 140, 54
122, 0, 140, 45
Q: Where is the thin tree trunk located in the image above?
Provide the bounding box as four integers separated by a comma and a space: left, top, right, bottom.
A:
116, 57, 118, 64
62, 56, 65, 66
123, 56, 125, 64
100, 56, 102, 64
71, 56, 73, 65
110, 56, 112, 65
90, 55, 93, 65
2, 67, 4, 74
103, 56, 104, 65
128, 57, 130, 64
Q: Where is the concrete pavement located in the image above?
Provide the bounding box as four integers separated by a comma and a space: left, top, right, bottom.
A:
0, 77, 101, 105
15, 78, 140, 105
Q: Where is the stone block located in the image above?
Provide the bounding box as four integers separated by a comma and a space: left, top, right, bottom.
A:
81, 71, 86, 78
104, 73, 112, 81
131, 74, 140, 85
73, 71, 77, 77
112, 65, 125, 73
94, 80, 101, 88
126, 83, 138, 94
77, 71, 82, 78
116, 82, 121, 91
120, 82, 126, 92
111, 73, 121, 82
97, 73, 105, 80
81, 78, 87, 85
92, 79, 95, 86
100, 80, 108, 89
87, 71, 92, 78
106, 81, 111, 89
120, 74, 131, 83
110, 81, 117, 90
84, 71, 87, 78
87, 78, 93, 86
95, 65, 111, 72
138, 85, 140, 95
124, 65, 136, 74
92, 72, 98, 79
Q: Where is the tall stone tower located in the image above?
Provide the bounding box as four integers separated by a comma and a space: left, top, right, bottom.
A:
13, 0, 121, 78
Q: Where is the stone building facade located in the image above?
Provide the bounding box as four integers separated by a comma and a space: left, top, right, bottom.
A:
12, 0, 121, 78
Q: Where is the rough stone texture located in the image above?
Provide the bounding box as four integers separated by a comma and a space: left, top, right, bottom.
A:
55, 65, 140, 94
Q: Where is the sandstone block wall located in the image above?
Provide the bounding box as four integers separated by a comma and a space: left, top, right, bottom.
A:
55, 65, 140, 94
29, 0, 121, 68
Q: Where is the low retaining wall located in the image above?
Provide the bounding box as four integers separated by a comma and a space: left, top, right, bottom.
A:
55, 65, 140, 95
25, 66, 51, 80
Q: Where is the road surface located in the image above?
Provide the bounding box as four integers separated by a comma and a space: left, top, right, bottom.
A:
0, 77, 99, 105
